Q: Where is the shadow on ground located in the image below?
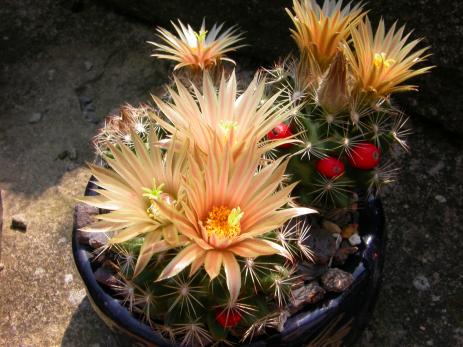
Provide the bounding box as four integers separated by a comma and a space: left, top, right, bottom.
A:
61, 297, 129, 347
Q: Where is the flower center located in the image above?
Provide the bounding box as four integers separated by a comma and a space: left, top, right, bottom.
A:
142, 179, 166, 220
219, 120, 238, 138
194, 30, 208, 44
373, 52, 396, 68
205, 206, 243, 239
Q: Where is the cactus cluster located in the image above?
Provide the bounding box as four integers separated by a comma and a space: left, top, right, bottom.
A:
263, 0, 431, 211
81, 0, 432, 345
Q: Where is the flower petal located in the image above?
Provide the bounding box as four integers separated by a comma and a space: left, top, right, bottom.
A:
222, 252, 241, 303
157, 244, 205, 281
228, 239, 286, 258
189, 256, 205, 277
204, 250, 223, 280
110, 224, 158, 244
133, 232, 162, 277
163, 223, 179, 245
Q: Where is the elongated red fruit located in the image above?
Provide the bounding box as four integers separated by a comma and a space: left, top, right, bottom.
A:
348, 143, 381, 170
316, 157, 345, 178
267, 123, 293, 148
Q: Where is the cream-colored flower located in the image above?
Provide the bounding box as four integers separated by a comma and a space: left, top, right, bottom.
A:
152, 71, 296, 158
149, 20, 244, 71
153, 137, 317, 302
81, 130, 189, 276
344, 17, 432, 97
286, 0, 365, 70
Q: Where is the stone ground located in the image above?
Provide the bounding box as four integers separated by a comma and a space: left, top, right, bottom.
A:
0, 2, 462, 346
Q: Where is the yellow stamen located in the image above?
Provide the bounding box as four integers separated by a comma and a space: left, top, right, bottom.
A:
194, 30, 208, 44
219, 120, 238, 138
373, 52, 396, 68
205, 206, 243, 239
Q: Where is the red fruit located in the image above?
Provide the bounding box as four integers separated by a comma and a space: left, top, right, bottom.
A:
316, 157, 345, 178
215, 308, 242, 328
267, 123, 293, 148
348, 143, 381, 170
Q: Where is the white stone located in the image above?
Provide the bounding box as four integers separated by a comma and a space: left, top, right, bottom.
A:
58, 237, 67, 244
64, 274, 73, 285
348, 233, 362, 246
434, 195, 447, 203
413, 274, 431, 291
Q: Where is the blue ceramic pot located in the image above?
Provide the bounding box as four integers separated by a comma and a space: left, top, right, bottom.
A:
72, 179, 385, 346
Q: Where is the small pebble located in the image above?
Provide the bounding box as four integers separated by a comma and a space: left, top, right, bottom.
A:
84, 61, 93, 71
94, 266, 119, 287
434, 195, 447, 203
74, 203, 99, 232
89, 233, 108, 249
305, 228, 336, 265
334, 243, 358, 264
321, 268, 354, 292
348, 233, 362, 246
413, 274, 431, 291
290, 281, 326, 307
11, 214, 27, 231
305, 281, 326, 304
64, 274, 74, 285
29, 112, 43, 124
58, 237, 67, 245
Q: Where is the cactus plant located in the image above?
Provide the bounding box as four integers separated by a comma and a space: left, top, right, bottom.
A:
76, 2, 432, 345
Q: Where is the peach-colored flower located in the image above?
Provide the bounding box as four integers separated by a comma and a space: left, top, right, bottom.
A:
344, 17, 432, 97
152, 71, 297, 158
149, 20, 244, 71
80, 130, 189, 276
153, 137, 317, 302
286, 0, 365, 70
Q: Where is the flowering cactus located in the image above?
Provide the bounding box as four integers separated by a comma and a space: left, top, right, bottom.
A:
264, 0, 433, 209
80, 1, 432, 344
